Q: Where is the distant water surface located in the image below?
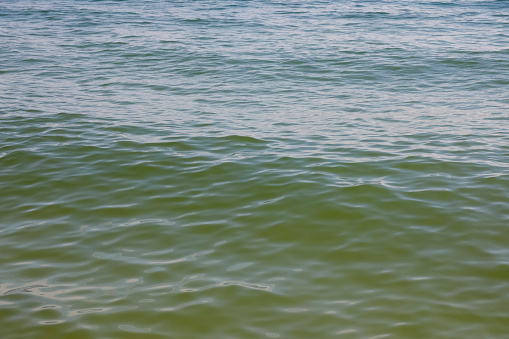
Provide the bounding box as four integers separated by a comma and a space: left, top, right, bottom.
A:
1, 0, 508, 338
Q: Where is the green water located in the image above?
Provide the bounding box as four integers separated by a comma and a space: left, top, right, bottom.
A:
1, 0, 509, 338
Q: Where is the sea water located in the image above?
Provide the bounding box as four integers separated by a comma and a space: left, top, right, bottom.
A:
1, 0, 508, 338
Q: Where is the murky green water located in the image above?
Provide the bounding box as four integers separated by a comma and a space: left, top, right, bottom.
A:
1, 0, 509, 338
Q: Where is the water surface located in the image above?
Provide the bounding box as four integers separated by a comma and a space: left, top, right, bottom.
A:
1, 0, 509, 338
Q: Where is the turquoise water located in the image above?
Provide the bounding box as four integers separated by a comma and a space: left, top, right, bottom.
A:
1, 0, 509, 338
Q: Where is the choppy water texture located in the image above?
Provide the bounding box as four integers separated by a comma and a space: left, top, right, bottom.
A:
1, 0, 509, 338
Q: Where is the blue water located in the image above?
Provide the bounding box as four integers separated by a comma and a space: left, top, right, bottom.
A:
1, 0, 509, 338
